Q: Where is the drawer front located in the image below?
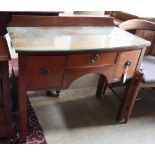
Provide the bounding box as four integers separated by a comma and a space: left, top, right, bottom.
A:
26, 56, 66, 89
114, 50, 141, 80
63, 66, 115, 89
67, 52, 117, 68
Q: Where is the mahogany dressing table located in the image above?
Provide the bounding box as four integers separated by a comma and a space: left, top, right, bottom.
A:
5, 16, 150, 142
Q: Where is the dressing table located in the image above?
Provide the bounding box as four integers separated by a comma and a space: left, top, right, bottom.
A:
3, 15, 151, 142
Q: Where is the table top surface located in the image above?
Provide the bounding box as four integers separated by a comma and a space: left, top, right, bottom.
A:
7, 26, 151, 53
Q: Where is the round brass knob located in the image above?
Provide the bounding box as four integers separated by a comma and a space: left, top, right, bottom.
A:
40, 67, 49, 76
90, 54, 99, 62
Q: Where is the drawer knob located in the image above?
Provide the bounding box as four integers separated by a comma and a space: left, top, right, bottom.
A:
90, 54, 99, 62
40, 67, 49, 76
125, 60, 132, 68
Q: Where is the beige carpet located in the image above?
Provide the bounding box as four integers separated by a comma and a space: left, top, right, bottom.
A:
29, 88, 155, 144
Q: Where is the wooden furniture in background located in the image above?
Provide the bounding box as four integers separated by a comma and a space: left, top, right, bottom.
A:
0, 11, 63, 36
6, 16, 150, 142
0, 11, 64, 112
117, 19, 155, 123
105, 11, 138, 26
0, 12, 64, 139
106, 11, 155, 57
0, 36, 15, 138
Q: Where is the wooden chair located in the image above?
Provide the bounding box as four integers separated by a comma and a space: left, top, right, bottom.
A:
118, 19, 155, 122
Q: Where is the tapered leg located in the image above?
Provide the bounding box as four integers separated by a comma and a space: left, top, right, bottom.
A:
18, 55, 27, 143
19, 82, 27, 142
96, 75, 107, 98
11, 72, 18, 112
125, 72, 143, 123
117, 78, 135, 122
117, 72, 143, 123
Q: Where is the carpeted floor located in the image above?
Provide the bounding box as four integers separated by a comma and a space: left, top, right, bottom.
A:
0, 100, 47, 144
29, 87, 155, 144
1, 87, 155, 144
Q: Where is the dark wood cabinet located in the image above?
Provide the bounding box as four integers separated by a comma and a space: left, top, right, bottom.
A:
0, 37, 15, 139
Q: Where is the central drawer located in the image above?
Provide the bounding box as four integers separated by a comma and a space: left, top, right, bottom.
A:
26, 56, 66, 89
67, 52, 117, 68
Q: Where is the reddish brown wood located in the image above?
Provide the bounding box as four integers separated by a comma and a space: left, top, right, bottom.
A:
109, 11, 138, 22
0, 37, 15, 139
17, 50, 146, 141
0, 11, 63, 16
0, 110, 5, 124
0, 37, 11, 61
18, 54, 27, 142
18, 48, 148, 142
96, 49, 142, 97
106, 11, 139, 26
125, 72, 143, 123
67, 52, 117, 69
136, 47, 147, 70
6, 16, 150, 142
148, 33, 155, 55
96, 75, 107, 98
1, 62, 12, 124
0, 11, 62, 35
119, 19, 155, 32
63, 65, 115, 89
118, 19, 155, 122
117, 77, 135, 122
0, 124, 16, 138
26, 56, 66, 89
0, 69, 15, 137
114, 50, 141, 81
8, 16, 114, 27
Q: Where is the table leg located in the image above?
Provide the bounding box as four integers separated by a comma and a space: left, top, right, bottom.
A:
125, 72, 143, 123
117, 78, 135, 122
18, 55, 27, 143
96, 75, 107, 98
117, 72, 143, 123
19, 84, 27, 142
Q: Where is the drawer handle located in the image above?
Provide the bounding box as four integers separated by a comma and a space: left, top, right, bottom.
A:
40, 67, 49, 76
125, 60, 132, 68
90, 54, 99, 62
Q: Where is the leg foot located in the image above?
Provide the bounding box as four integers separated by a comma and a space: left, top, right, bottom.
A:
46, 90, 61, 97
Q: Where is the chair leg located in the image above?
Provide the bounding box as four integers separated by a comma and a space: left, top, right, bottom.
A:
96, 75, 107, 98
125, 72, 143, 123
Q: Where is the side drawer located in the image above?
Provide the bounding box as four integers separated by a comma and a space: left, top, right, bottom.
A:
26, 56, 66, 89
114, 50, 141, 80
67, 52, 117, 68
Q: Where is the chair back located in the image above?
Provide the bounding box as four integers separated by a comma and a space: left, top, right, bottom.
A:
119, 19, 155, 31
119, 19, 155, 55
